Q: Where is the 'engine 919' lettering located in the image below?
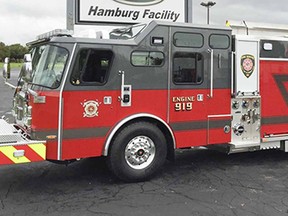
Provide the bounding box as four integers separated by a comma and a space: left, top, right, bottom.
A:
173, 96, 194, 112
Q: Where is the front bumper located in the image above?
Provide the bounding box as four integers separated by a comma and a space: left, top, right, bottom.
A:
0, 119, 46, 165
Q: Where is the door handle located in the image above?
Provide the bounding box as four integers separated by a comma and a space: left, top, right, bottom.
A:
119, 70, 132, 107
208, 49, 214, 98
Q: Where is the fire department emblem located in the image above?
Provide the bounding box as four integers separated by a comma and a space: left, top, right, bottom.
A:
241, 54, 255, 78
82, 100, 101, 118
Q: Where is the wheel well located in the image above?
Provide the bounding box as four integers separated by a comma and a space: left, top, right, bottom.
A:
105, 117, 175, 161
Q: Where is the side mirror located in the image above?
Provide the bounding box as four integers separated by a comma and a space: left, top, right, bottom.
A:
3, 57, 11, 79
24, 53, 32, 63
21, 54, 32, 82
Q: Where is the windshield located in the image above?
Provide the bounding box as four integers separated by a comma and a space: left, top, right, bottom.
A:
30, 45, 69, 89
109, 24, 146, 40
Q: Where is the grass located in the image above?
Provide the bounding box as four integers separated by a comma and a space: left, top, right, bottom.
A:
0, 62, 22, 70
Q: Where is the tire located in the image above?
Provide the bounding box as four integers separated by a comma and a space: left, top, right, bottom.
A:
107, 121, 167, 182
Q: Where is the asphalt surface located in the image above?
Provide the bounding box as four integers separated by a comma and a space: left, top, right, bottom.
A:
1, 69, 288, 216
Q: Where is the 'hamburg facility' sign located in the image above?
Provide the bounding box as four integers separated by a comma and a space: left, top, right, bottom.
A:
76, 0, 188, 25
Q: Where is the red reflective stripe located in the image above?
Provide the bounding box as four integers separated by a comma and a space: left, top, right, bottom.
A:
0, 151, 14, 165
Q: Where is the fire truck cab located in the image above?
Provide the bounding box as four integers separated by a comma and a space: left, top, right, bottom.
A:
2, 20, 288, 182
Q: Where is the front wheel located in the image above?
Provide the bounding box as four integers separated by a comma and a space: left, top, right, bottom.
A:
107, 121, 167, 182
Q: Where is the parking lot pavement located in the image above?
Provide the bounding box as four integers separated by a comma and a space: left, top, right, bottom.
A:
1, 149, 288, 216
1, 69, 288, 216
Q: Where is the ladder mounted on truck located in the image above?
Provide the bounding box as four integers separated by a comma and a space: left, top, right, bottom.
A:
227, 20, 288, 37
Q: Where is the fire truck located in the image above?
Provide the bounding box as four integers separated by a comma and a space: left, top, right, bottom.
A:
2, 20, 288, 182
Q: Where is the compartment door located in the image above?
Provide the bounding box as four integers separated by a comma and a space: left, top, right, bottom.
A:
234, 37, 259, 94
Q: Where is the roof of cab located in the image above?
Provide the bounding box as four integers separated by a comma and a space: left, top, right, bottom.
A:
28, 20, 231, 46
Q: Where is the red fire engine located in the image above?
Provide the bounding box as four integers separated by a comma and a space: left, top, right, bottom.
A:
2, 20, 288, 182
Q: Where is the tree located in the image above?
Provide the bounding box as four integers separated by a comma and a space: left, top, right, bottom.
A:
9, 44, 28, 62
0, 42, 10, 62
0, 42, 28, 62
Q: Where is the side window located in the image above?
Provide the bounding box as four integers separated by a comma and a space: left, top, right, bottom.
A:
209, 34, 230, 49
173, 52, 203, 84
260, 40, 288, 58
174, 32, 204, 48
131, 51, 164, 66
71, 49, 113, 85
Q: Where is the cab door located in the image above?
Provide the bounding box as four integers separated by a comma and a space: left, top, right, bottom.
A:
60, 44, 118, 160
169, 29, 209, 149
169, 27, 232, 149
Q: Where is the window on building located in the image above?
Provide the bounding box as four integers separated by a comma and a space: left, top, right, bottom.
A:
131, 51, 164, 66
173, 52, 203, 84
209, 34, 230, 49
71, 49, 113, 85
174, 32, 204, 48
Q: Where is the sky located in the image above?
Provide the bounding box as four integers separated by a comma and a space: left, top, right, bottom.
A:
1, 0, 288, 45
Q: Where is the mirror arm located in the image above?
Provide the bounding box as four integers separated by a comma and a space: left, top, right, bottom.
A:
28, 88, 38, 97
4, 81, 18, 90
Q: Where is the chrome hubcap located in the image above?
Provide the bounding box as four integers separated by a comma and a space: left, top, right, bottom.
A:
125, 136, 156, 170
